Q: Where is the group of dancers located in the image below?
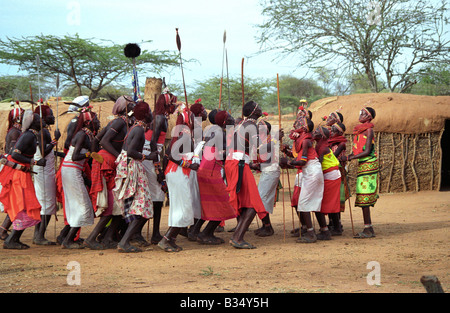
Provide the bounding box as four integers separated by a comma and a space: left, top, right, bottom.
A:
0, 91, 379, 253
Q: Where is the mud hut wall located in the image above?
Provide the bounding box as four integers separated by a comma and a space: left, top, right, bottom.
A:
345, 131, 442, 194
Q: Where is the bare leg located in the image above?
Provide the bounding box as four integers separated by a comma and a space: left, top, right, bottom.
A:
62, 227, 84, 249
101, 215, 122, 248
297, 212, 317, 243
355, 206, 375, 238
151, 201, 163, 244
230, 207, 257, 249
254, 214, 274, 237
84, 216, 111, 249
197, 221, 222, 244
3, 229, 29, 249
158, 227, 182, 252
118, 217, 147, 253
1, 216, 12, 240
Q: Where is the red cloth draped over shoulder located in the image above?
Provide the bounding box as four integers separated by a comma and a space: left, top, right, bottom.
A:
224, 158, 267, 220
293, 132, 317, 161
0, 155, 41, 222
328, 135, 347, 145
89, 149, 117, 213
290, 133, 317, 207
352, 122, 374, 155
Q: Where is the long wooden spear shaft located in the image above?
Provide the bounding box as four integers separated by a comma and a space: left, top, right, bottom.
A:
176, 28, 190, 125
29, 84, 34, 111
277, 73, 286, 242
218, 30, 226, 110
241, 58, 245, 118
36, 54, 48, 237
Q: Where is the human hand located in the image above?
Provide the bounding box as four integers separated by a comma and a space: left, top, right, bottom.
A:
36, 158, 47, 167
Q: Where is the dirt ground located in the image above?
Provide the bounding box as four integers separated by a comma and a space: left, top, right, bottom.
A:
0, 182, 448, 294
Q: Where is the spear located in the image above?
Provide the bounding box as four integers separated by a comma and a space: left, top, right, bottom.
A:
55, 74, 60, 131
218, 30, 226, 110
277, 73, 286, 242
225, 46, 231, 114
241, 57, 245, 118
29, 84, 35, 111
36, 54, 48, 238
176, 28, 190, 124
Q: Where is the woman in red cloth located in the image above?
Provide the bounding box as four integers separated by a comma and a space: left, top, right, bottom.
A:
328, 122, 349, 235
312, 126, 341, 240
195, 110, 237, 244
225, 101, 267, 249
282, 116, 324, 243
343, 106, 378, 238
0, 111, 46, 249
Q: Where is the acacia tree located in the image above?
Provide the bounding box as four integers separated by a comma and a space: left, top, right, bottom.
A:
0, 34, 179, 99
192, 76, 273, 115
257, 0, 449, 93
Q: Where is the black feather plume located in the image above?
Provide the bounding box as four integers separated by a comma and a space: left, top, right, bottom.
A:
124, 43, 141, 58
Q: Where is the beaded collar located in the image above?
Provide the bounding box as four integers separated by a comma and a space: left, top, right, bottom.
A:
82, 127, 94, 141
134, 120, 147, 129
28, 129, 39, 137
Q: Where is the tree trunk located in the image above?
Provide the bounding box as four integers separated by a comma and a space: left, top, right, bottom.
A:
144, 77, 163, 112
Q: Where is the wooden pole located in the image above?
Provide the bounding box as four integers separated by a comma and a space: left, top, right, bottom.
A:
176, 28, 190, 124
277, 74, 286, 242
241, 58, 244, 118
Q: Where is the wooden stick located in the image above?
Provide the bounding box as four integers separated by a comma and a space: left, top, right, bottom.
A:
219, 30, 226, 110
276, 74, 286, 241
175, 28, 190, 124
241, 58, 244, 118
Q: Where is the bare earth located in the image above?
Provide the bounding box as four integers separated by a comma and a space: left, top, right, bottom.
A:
0, 181, 448, 294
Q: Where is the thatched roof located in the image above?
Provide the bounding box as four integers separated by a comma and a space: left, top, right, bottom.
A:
308, 93, 450, 134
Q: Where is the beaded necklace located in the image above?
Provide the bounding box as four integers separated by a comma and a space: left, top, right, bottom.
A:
82, 127, 94, 141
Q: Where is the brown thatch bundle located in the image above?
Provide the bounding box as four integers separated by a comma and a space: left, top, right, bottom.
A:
308, 93, 450, 193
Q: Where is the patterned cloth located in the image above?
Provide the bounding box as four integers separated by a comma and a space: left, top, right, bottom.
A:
113, 150, 153, 221
197, 146, 237, 221
355, 156, 379, 207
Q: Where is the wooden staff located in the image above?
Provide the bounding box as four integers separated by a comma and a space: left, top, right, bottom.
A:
225, 47, 231, 114
29, 84, 35, 111
218, 30, 226, 110
36, 54, 48, 238
277, 74, 286, 242
55, 74, 60, 131
176, 28, 190, 124
342, 169, 355, 236
241, 57, 244, 118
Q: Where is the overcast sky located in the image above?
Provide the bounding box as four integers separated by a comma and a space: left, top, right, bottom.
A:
0, 0, 304, 89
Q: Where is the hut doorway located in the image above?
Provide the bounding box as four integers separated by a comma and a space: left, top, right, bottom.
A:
441, 119, 450, 191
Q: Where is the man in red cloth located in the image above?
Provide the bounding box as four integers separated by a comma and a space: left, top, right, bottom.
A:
85, 95, 135, 249
1, 111, 46, 249
0, 106, 24, 240
225, 101, 267, 249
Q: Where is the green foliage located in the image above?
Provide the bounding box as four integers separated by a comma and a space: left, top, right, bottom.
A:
0, 74, 52, 101
257, 0, 449, 93
191, 75, 274, 115
407, 63, 450, 95
0, 34, 179, 99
